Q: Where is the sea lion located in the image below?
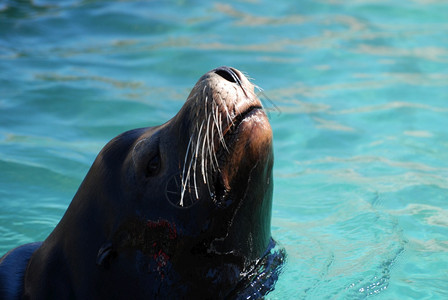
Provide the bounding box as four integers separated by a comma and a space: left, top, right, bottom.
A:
0, 66, 285, 299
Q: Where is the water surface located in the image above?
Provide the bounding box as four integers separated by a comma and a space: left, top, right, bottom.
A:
1, 0, 448, 298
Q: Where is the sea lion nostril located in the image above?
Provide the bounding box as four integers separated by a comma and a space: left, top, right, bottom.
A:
214, 66, 239, 83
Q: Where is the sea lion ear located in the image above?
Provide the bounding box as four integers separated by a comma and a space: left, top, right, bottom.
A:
96, 242, 116, 269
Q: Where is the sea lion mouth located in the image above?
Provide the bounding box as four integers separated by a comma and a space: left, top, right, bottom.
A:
214, 105, 270, 201
211, 105, 265, 205
222, 105, 264, 138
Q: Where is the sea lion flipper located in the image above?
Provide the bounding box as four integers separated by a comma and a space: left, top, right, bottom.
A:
0, 242, 42, 300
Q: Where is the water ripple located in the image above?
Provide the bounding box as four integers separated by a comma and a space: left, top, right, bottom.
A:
389, 204, 448, 228
34, 73, 143, 89
296, 155, 448, 173
355, 44, 448, 63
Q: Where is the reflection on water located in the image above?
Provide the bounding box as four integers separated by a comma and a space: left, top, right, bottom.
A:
1, 0, 448, 298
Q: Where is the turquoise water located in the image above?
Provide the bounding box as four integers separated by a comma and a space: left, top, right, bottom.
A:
1, 0, 448, 298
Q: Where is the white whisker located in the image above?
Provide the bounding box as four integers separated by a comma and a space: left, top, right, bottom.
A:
222, 96, 233, 126
206, 114, 216, 172
201, 115, 211, 184
180, 137, 195, 207
193, 121, 204, 200
218, 112, 229, 153
181, 136, 193, 188
205, 114, 214, 180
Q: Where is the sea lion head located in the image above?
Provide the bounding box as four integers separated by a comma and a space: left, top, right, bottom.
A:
127, 66, 273, 257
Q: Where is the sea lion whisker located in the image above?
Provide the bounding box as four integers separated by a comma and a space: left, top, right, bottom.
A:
186, 91, 195, 103
255, 89, 281, 117
204, 117, 215, 196
206, 102, 220, 172
209, 110, 220, 172
212, 104, 220, 135
253, 83, 263, 93
201, 115, 212, 184
242, 71, 253, 81
211, 126, 220, 172
204, 95, 208, 120
219, 95, 233, 127
213, 105, 225, 150
180, 136, 194, 207
206, 114, 214, 169
241, 84, 252, 101
209, 121, 217, 172
180, 146, 195, 207
203, 96, 211, 175
217, 112, 229, 152
209, 113, 219, 170
192, 121, 204, 200
181, 136, 193, 185
179, 134, 196, 206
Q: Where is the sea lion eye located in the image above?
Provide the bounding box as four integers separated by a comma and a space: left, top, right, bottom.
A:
146, 153, 161, 177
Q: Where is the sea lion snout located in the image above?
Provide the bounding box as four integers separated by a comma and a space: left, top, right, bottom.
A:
168, 67, 271, 207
